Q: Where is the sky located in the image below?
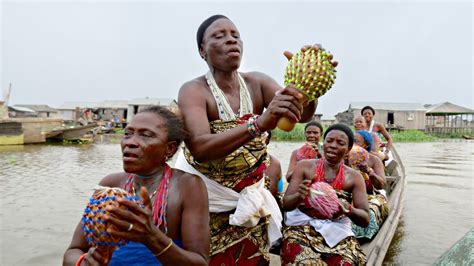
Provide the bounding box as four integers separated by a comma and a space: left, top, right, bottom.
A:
1, 1, 473, 117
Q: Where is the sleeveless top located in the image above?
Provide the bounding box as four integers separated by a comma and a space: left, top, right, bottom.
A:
298, 159, 350, 217
312, 159, 345, 190
369, 120, 384, 142
368, 120, 375, 132
109, 240, 183, 266
183, 71, 269, 190
296, 142, 323, 161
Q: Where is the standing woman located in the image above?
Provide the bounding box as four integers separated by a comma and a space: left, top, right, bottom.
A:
286, 121, 324, 181
175, 15, 335, 265
361, 106, 394, 150
281, 124, 369, 265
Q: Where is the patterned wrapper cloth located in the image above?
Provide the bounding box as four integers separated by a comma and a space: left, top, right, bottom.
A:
348, 145, 370, 173
183, 116, 272, 265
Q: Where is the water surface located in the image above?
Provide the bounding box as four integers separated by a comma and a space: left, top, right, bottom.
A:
0, 139, 472, 265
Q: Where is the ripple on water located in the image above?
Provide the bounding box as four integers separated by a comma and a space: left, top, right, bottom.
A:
408, 180, 471, 190
1, 140, 473, 265
388, 141, 474, 264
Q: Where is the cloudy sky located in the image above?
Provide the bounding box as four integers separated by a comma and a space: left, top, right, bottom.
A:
1, 1, 472, 117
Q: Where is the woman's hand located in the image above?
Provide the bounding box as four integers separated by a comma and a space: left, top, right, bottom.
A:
297, 179, 312, 201
80, 247, 110, 266
358, 164, 374, 176
333, 198, 351, 219
257, 86, 305, 131
104, 187, 162, 246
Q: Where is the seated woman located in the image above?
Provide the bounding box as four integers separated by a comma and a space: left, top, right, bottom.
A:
361, 106, 394, 150
63, 106, 209, 266
286, 121, 324, 182
349, 131, 389, 241
281, 124, 369, 265
354, 115, 388, 161
354, 130, 388, 190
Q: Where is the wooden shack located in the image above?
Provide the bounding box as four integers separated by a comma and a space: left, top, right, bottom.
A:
425, 102, 474, 135
126, 98, 178, 122
337, 102, 427, 130
15, 104, 59, 118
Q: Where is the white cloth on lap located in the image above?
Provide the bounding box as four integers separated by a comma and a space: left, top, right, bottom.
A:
285, 208, 354, 248
175, 149, 282, 246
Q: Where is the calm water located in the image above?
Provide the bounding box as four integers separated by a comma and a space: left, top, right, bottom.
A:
0, 138, 473, 265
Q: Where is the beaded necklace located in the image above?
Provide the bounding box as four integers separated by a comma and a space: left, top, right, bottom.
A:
124, 164, 173, 233
205, 71, 253, 121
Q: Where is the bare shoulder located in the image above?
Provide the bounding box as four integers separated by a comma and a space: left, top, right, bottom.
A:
368, 153, 381, 163
172, 169, 207, 192
296, 159, 317, 174
241, 71, 270, 80
178, 76, 213, 121
290, 149, 299, 158
375, 122, 386, 129
241, 71, 278, 88
297, 158, 316, 167
178, 76, 208, 96
344, 165, 363, 181
98, 172, 128, 187
242, 71, 281, 108
269, 154, 281, 167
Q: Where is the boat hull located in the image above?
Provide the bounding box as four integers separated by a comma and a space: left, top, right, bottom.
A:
361, 146, 407, 265
46, 123, 97, 141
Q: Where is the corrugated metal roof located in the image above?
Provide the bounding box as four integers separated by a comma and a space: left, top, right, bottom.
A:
321, 116, 336, 120
96, 101, 129, 109
128, 98, 176, 106
349, 102, 426, 111
15, 104, 58, 112
426, 102, 474, 114
57, 102, 98, 110
10, 105, 36, 113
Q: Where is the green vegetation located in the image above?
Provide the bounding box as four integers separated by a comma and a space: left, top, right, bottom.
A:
108, 136, 122, 144
61, 138, 91, 145
114, 129, 125, 135
390, 130, 438, 142
272, 124, 443, 142
431, 132, 470, 139
271, 123, 307, 141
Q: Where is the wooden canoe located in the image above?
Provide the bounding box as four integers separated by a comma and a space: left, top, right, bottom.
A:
46, 123, 98, 141
361, 145, 407, 265
269, 146, 406, 265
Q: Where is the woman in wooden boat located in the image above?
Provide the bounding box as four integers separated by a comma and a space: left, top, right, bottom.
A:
286, 121, 324, 182
174, 14, 326, 265
63, 106, 210, 266
281, 124, 369, 265
354, 116, 388, 162
361, 106, 394, 150
347, 133, 389, 241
